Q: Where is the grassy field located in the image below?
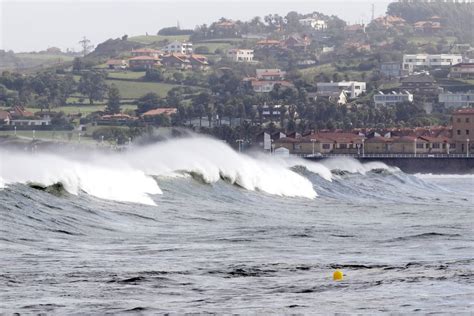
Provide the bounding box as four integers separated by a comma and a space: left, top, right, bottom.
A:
107, 71, 146, 80
408, 36, 457, 45
129, 34, 190, 44
194, 42, 232, 54
105, 80, 183, 98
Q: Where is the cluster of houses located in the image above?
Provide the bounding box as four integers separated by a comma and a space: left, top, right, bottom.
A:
270, 108, 474, 156
0, 107, 54, 127
106, 42, 209, 71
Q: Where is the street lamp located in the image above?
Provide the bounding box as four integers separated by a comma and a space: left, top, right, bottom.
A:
32, 130, 35, 140
362, 138, 365, 157
414, 138, 417, 157
467, 138, 470, 157
310, 138, 316, 155
236, 139, 244, 152
78, 133, 81, 143
14, 125, 17, 136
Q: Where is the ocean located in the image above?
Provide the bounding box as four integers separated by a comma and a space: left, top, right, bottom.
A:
0, 137, 473, 314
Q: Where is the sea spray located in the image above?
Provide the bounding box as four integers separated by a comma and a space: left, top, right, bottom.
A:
0, 151, 161, 205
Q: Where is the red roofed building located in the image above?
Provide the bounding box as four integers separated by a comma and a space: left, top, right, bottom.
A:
142, 108, 177, 120
131, 48, 161, 58
128, 56, 160, 70
274, 132, 364, 155
452, 108, 474, 154
0, 110, 11, 125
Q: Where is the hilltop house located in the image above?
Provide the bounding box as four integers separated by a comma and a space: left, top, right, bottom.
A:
299, 18, 327, 30
250, 80, 294, 93
163, 41, 193, 55
311, 90, 348, 105
227, 49, 254, 62
161, 54, 209, 70
282, 35, 311, 50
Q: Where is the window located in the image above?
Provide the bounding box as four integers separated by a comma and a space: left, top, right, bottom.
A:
457, 130, 461, 135
432, 143, 440, 149
322, 144, 330, 149
416, 143, 424, 149
339, 144, 347, 149
467, 130, 470, 135
457, 118, 461, 123
467, 118, 470, 123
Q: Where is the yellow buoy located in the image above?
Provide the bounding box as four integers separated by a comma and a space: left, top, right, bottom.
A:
333, 269, 344, 281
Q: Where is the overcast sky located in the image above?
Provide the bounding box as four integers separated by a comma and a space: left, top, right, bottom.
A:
1, 0, 392, 52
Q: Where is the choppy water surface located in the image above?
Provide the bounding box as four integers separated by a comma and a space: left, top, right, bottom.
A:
0, 138, 473, 314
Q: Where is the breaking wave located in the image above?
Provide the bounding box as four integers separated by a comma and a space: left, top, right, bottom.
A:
0, 136, 406, 205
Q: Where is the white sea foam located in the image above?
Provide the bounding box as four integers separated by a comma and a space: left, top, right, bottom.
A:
124, 137, 318, 199
0, 151, 161, 205
0, 136, 320, 204
415, 173, 474, 179
321, 157, 399, 174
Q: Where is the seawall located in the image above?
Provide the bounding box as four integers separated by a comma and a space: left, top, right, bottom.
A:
307, 156, 474, 174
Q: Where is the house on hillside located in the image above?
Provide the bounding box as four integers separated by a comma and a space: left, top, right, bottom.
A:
131, 48, 161, 58
414, 21, 441, 33
313, 90, 348, 105
449, 63, 474, 79
128, 56, 160, 70
299, 18, 327, 30
189, 54, 209, 70
400, 74, 441, 95
374, 91, 414, 107
402, 54, 462, 74
163, 41, 193, 55
316, 81, 367, 98
282, 35, 311, 50
250, 80, 294, 93
227, 49, 254, 62
256, 69, 286, 81
373, 15, 406, 28
438, 91, 474, 108
106, 59, 128, 70
161, 54, 191, 70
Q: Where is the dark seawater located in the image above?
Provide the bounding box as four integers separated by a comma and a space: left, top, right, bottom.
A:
0, 140, 473, 314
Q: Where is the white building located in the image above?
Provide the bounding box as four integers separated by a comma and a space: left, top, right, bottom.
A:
438, 91, 474, 108
374, 91, 414, 107
299, 18, 327, 30
316, 81, 367, 98
163, 41, 193, 54
227, 49, 254, 62
402, 54, 463, 74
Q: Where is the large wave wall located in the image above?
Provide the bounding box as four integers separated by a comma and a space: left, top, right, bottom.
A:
0, 136, 399, 205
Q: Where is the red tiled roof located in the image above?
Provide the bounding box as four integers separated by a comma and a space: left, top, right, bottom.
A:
129, 55, 159, 61
142, 108, 177, 117
0, 110, 11, 120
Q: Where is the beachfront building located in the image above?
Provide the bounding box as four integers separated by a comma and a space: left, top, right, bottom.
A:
374, 91, 414, 107
402, 54, 462, 74
274, 132, 364, 155
452, 108, 474, 154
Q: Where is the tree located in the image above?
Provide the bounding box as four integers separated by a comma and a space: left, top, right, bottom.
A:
144, 69, 164, 82
78, 71, 108, 104
137, 92, 160, 114
72, 57, 85, 72
106, 84, 121, 114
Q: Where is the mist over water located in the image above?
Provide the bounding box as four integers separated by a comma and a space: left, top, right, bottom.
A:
0, 137, 473, 313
